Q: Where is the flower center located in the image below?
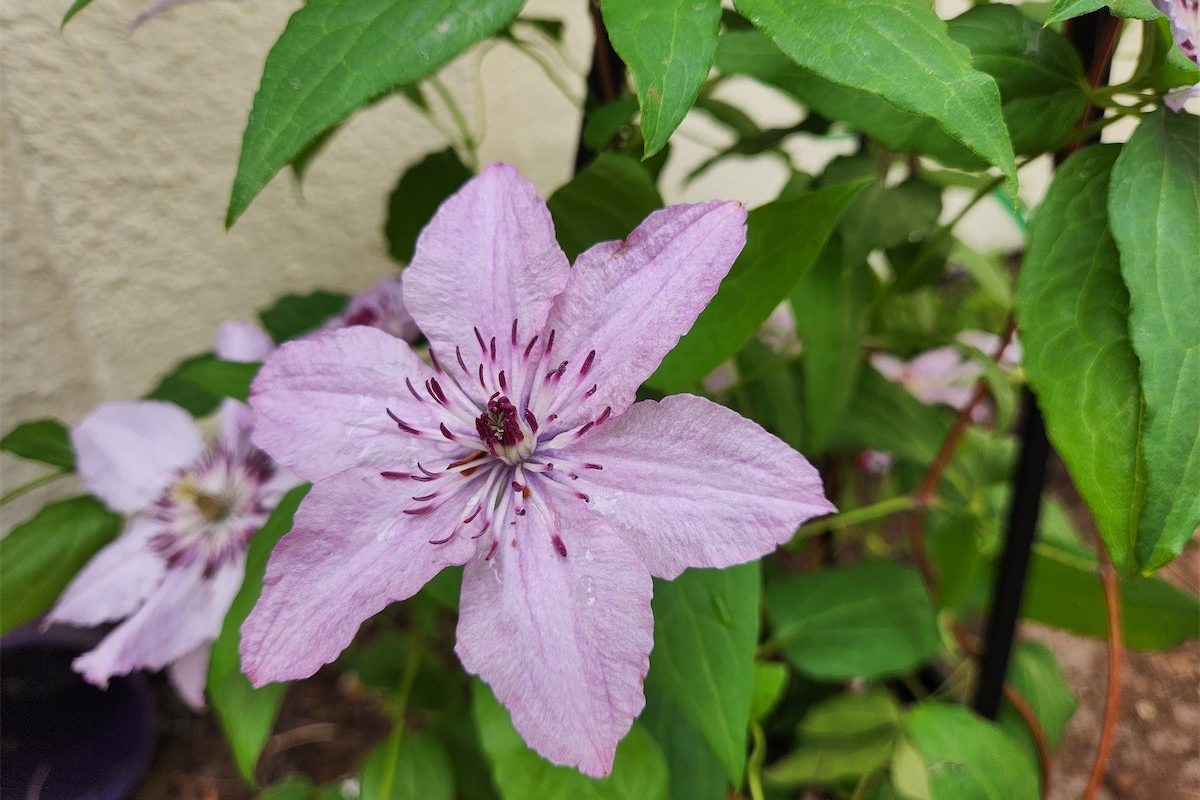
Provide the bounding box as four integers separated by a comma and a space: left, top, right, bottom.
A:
475, 394, 535, 464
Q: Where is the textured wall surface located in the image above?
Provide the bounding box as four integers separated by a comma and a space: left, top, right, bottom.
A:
0, 0, 1037, 520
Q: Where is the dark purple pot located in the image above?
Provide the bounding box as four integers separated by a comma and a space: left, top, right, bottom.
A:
1, 625, 156, 800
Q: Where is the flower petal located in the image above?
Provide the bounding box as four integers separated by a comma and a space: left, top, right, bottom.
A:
331, 275, 419, 342
72, 401, 205, 513
456, 501, 652, 777
542, 201, 747, 430
214, 319, 275, 363
240, 469, 476, 686
553, 394, 835, 579
249, 326, 448, 483
404, 163, 570, 367
73, 558, 242, 687
48, 517, 166, 628
168, 643, 211, 711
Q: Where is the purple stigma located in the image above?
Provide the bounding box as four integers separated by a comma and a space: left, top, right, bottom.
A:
475, 395, 524, 452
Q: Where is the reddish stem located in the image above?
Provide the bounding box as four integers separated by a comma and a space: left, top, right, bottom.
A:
1083, 543, 1123, 800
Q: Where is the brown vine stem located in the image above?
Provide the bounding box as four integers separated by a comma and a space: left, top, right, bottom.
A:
1083, 542, 1123, 800
1004, 683, 1053, 790
905, 317, 1017, 591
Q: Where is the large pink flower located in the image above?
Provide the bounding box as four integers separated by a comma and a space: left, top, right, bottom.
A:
47, 399, 294, 709
1153, 0, 1200, 110
242, 164, 834, 775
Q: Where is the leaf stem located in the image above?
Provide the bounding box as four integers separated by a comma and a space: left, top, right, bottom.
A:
377, 641, 424, 800
0, 468, 70, 506
793, 495, 917, 540
1083, 543, 1123, 800
428, 77, 479, 170
746, 721, 767, 800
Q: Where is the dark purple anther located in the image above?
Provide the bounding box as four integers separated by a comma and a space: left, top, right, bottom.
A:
499, 371, 508, 392
511, 319, 519, 347
475, 326, 487, 354
577, 421, 594, 436
524, 409, 539, 434
545, 328, 556, 354
386, 408, 420, 435
552, 534, 568, 558
524, 334, 540, 359
489, 337, 497, 361
428, 378, 448, 405
456, 346, 470, 374
596, 407, 612, 426
581, 350, 596, 375
439, 423, 455, 440
406, 378, 422, 402
380, 471, 409, 480
429, 348, 443, 374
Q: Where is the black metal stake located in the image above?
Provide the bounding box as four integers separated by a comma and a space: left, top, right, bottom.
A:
573, 0, 626, 172
972, 8, 1115, 719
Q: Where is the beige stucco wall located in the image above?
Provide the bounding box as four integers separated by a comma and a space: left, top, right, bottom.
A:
1, 0, 1040, 523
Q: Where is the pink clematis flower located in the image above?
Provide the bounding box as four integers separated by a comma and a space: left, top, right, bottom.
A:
1153, 0, 1200, 110
870, 330, 1020, 417
242, 164, 834, 775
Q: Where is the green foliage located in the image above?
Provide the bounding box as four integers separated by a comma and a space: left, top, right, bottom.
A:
1108, 111, 1200, 570
749, 662, 789, 722
1046, 0, 1159, 24
893, 704, 1039, 799
209, 486, 308, 783
474, 682, 669, 800
601, 0, 721, 158
361, 731, 455, 800
547, 153, 664, 262
1017, 145, 1144, 572
651, 180, 867, 391
649, 564, 760, 784
386, 149, 474, 264
766, 690, 901, 787
147, 354, 260, 416
227, 0, 522, 225
766, 561, 940, 680
0, 496, 121, 633
0, 419, 75, 469
641, 684, 728, 800
730, 0, 1017, 190
259, 290, 349, 344
61, 0, 96, 26
998, 642, 1076, 772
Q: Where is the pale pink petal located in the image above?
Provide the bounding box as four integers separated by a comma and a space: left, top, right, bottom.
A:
249, 326, 448, 483
552, 394, 834, 579
332, 276, 419, 342
404, 164, 570, 368
956, 330, 1021, 371
217, 399, 255, 454
456, 501, 652, 777
1165, 82, 1200, 111
1153, 0, 1199, 66
47, 517, 165, 628
905, 347, 980, 409
868, 352, 907, 384
168, 643, 211, 711
701, 360, 739, 394
74, 558, 243, 687
241, 470, 475, 686
214, 320, 275, 363
543, 202, 747, 430
72, 401, 205, 514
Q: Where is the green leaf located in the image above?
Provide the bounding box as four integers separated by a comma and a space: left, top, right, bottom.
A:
1108, 110, 1200, 570
209, 485, 308, 783
1017, 145, 1144, 572
791, 240, 878, 450
259, 775, 316, 800
582, 97, 640, 152
730, 0, 1017, 191
735, 340, 806, 450
146, 354, 259, 415
947, 5, 1086, 157
716, 31, 982, 171
649, 564, 760, 784
361, 730, 455, 800
259, 290, 348, 344
0, 496, 121, 634
547, 153, 663, 262
62, 0, 97, 26
385, 149, 474, 264
1128, 18, 1200, 92
766, 689, 901, 787
473, 682, 668, 800
840, 177, 943, 269
1, 419, 75, 469
895, 704, 1038, 800
650, 180, 867, 391
601, 0, 721, 157
1046, 0, 1159, 25
829, 366, 953, 467
998, 642, 1076, 771
766, 561, 940, 680
641, 683, 728, 800
749, 661, 789, 722
227, 0, 522, 226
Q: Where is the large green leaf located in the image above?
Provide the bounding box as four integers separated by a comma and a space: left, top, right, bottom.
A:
385, 149, 474, 264
146, 354, 260, 416
1016, 145, 1144, 572
361, 730, 455, 800
1108, 110, 1200, 570
473, 682, 668, 799
649, 564, 760, 784
227, 0, 523, 225
1046, 0, 1159, 24
0, 496, 121, 634
641, 683, 728, 800
547, 153, 664, 262
716, 31, 982, 171
828, 366, 953, 466
731, 0, 1017, 190
766, 689, 901, 787
651, 180, 867, 391
894, 704, 1038, 800
259, 290, 349, 344
601, 0, 721, 157
209, 485, 308, 783
792, 240, 878, 450
998, 642, 1076, 773
766, 561, 940, 680
947, 5, 1086, 157
1, 419, 75, 469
